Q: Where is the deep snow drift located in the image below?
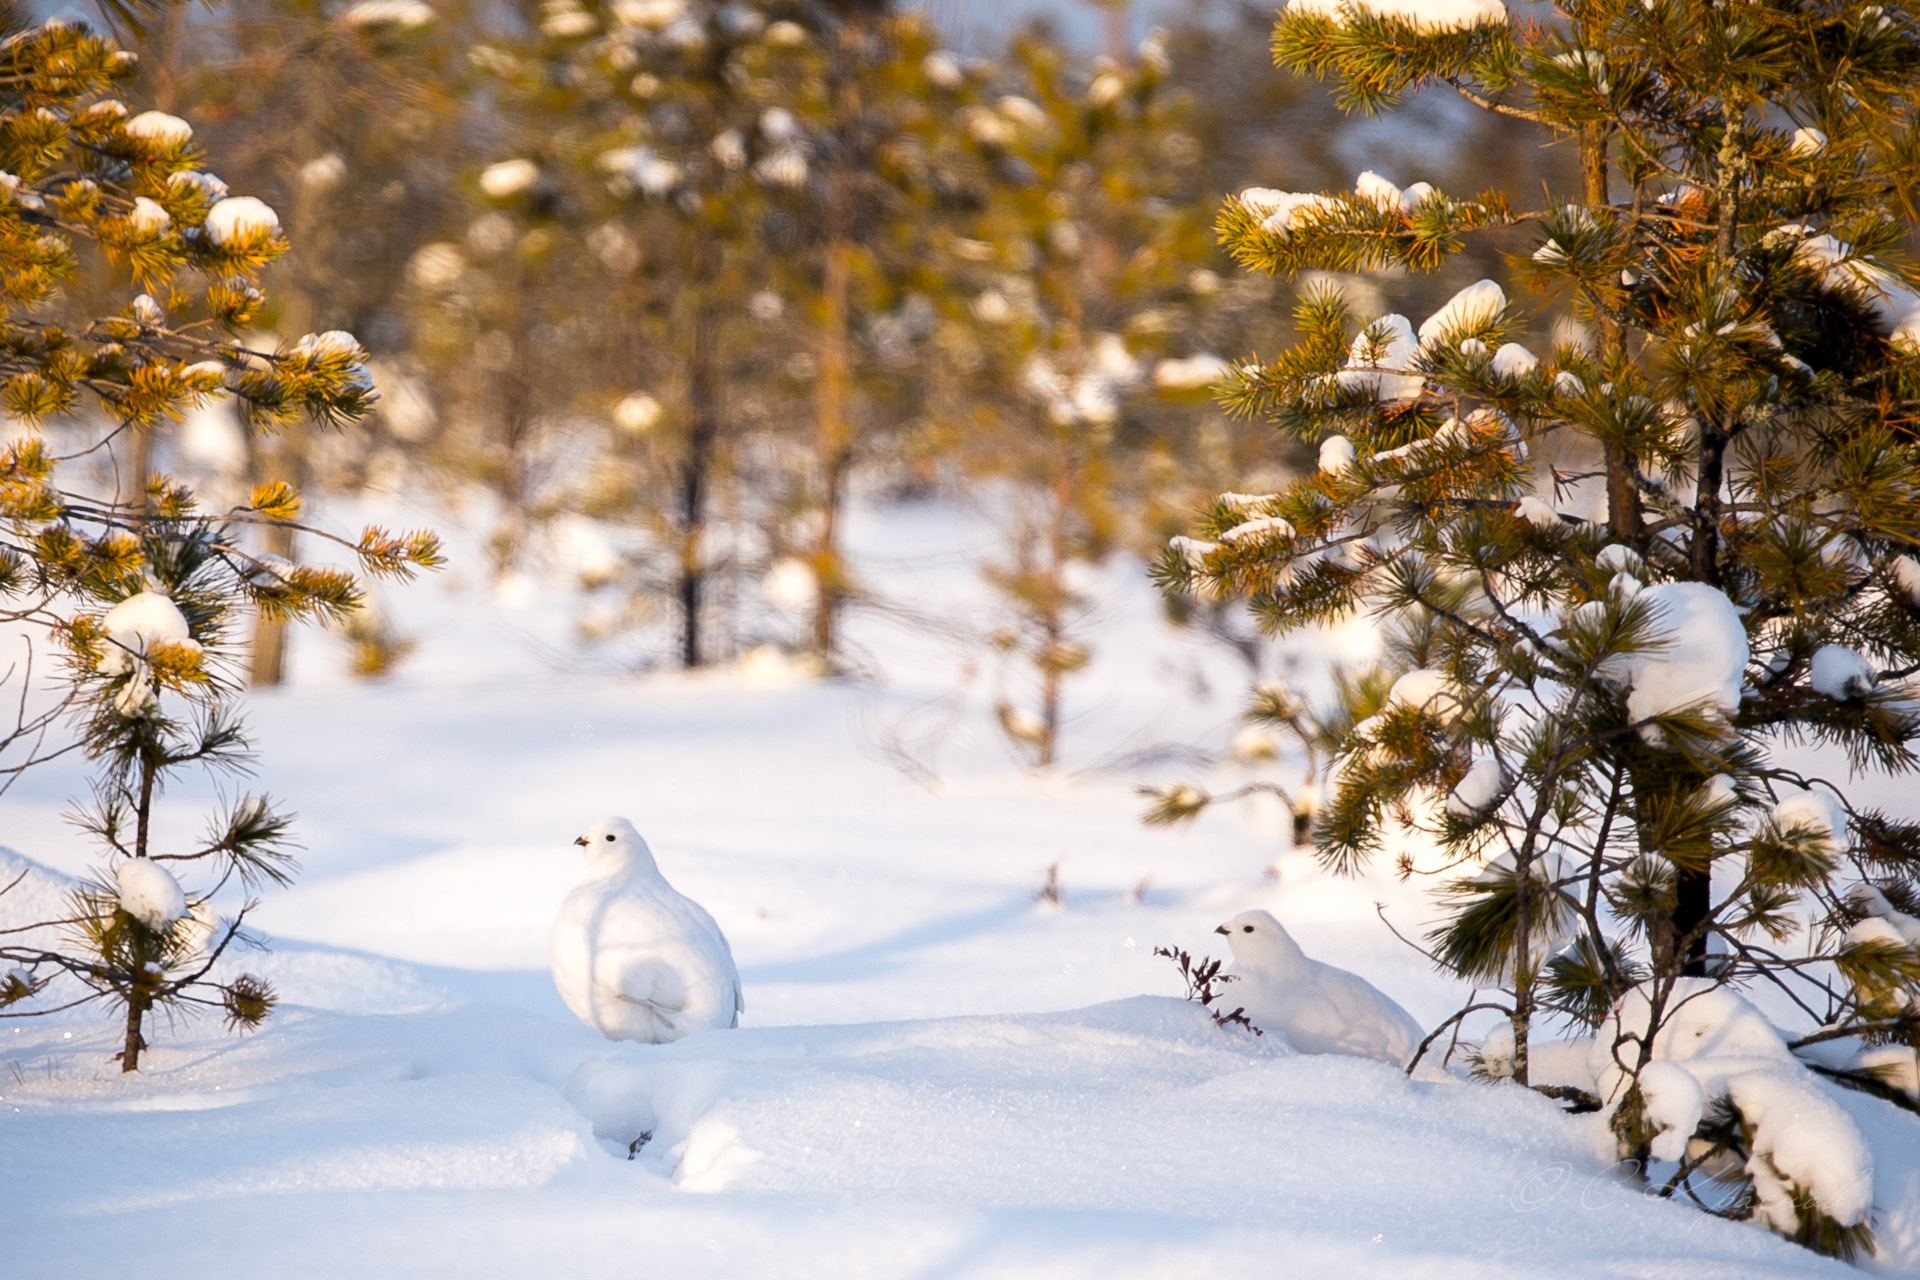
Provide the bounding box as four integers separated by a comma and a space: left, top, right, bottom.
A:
3, 492, 1917, 1277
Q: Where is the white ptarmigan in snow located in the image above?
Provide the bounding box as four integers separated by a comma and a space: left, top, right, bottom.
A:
1216, 909, 1424, 1067
550, 817, 742, 1044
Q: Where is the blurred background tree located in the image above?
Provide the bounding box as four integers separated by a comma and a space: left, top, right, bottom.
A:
103, 0, 478, 682
48, 0, 1580, 711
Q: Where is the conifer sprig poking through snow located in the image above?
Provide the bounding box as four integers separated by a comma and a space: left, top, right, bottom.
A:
1155, 0, 1920, 1256
0, 18, 440, 1069
1153, 945, 1262, 1036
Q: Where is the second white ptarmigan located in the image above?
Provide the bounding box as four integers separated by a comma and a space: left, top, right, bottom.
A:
551, 817, 742, 1043
1216, 909, 1424, 1067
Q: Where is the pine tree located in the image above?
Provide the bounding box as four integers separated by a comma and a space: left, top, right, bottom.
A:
460, 0, 840, 668
166, 0, 477, 682
742, 9, 985, 667
943, 28, 1239, 767
463, 0, 989, 671
0, 14, 440, 1070
1157, 0, 1920, 1255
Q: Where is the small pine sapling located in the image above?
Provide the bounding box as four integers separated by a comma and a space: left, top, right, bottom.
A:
0, 18, 441, 1069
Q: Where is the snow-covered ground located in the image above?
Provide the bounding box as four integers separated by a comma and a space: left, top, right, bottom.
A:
1, 491, 1914, 1277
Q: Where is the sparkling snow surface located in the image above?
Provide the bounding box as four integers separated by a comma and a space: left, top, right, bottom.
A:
1, 495, 1913, 1277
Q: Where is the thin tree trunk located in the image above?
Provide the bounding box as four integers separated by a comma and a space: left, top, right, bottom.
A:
122, 755, 159, 1072
250, 519, 296, 686
1038, 443, 1072, 770
679, 297, 720, 669
120, 992, 146, 1073
1581, 127, 1644, 554
1672, 108, 1748, 978
121, 422, 150, 515
810, 237, 853, 663
1510, 847, 1534, 1087
248, 429, 301, 687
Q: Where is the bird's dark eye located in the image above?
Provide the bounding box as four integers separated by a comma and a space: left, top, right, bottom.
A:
605, 834, 615, 841
1243, 925, 1254, 932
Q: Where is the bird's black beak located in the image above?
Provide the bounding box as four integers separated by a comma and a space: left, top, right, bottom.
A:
1214, 925, 1229, 936
574, 836, 589, 847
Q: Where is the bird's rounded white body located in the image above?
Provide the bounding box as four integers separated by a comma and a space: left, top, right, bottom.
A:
551, 818, 742, 1044
1218, 909, 1423, 1067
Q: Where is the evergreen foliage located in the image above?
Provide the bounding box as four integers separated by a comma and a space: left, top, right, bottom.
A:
460, 0, 989, 669
0, 12, 440, 1070
938, 30, 1258, 767
1156, 0, 1920, 1254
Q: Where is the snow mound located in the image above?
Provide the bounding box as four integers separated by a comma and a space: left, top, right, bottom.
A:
1591, 980, 1874, 1232
0, 845, 77, 953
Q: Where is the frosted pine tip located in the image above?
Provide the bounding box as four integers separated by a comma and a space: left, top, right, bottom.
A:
204, 196, 280, 246
127, 197, 171, 235
125, 110, 192, 144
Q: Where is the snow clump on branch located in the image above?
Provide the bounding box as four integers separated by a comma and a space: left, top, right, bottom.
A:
1319, 435, 1356, 475
1770, 789, 1849, 856
1776, 226, 1920, 350
1353, 170, 1436, 213
1809, 644, 1876, 700
1513, 496, 1560, 529
1445, 757, 1505, 817
340, 0, 435, 26
1236, 187, 1339, 237
1491, 342, 1537, 378
1596, 581, 1748, 738
1337, 314, 1423, 402
115, 858, 187, 931
1286, 0, 1507, 32
1417, 279, 1507, 346
124, 110, 191, 144
203, 196, 280, 246
479, 159, 539, 199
